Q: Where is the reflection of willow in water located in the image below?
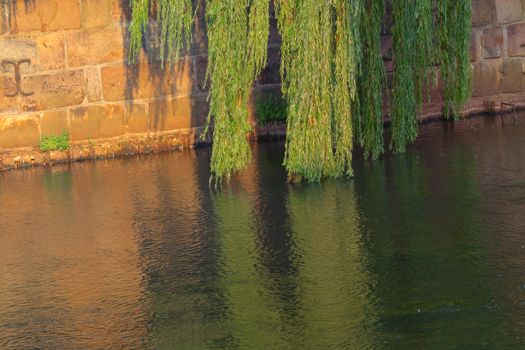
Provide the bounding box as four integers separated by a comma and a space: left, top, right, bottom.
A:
126, 152, 230, 349
211, 145, 378, 349
352, 149, 517, 348
212, 190, 283, 348
285, 181, 378, 349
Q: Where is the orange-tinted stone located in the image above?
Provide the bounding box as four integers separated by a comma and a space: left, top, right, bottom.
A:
124, 104, 149, 134
9, 0, 81, 33
70, 104, 126, 141
81, 0, 113, 29
148, 94, 208, 132
21, 70, 85, 111
40, 110, 69, 136
84, 66, 103, 102
0, 77, 20, 113
37, 33, 66, 70
66, 27, 125, 67
0, 114, 40, 148
101, 58, 193, 101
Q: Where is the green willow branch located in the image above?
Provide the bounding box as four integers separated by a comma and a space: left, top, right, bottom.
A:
437, 0, 473, 119
205, 0, 270, 184
355, 0, 385, 160
390, 0, 417, 154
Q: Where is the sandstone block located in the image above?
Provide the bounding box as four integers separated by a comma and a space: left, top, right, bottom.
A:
472, 0, 495, 26
70, 104, 126, 141
37, 33, 66, 70
148, 95, 208, 132
0, 114, 40, 148
101, 58, 193, 101
495, 0, 523, 24
84, 66, 103, 102
500, 59, 525, 93
470, 32, 478, 62
66, 28, 125, 67
481, 27, 503, 58
508, 23, 525, 56
21, 70, 85, 111
40, 110, 69, 136
472, 62, 500, 97
9, 0, 81, 33
124, 103, 149, 134
82, 0, 113, 29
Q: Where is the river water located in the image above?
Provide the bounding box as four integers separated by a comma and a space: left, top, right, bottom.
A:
1, 113, 524, 349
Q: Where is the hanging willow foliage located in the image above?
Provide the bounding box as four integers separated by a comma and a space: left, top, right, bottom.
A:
390, 0, 417, 154
414, 0, 435, 110
354, 0, 385, 160
276, 0, 360, 181
390, 0, 436, 154
277, 1, 335, 182
128, 0, 474, 183
205, 0, 269, 183
333, 0, 359, 178
128, 0, 193, 64
437, 0, 473, 119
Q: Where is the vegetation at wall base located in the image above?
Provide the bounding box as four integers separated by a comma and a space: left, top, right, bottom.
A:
39, 132, 70, 152
129, 0, 473, 183
255, 96, 287, 125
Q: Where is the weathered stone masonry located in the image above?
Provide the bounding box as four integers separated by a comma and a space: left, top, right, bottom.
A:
0, 0, 524, 170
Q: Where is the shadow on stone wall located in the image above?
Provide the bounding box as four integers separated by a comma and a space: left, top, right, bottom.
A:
117, 0, 209, 137
2, 0, 37, 33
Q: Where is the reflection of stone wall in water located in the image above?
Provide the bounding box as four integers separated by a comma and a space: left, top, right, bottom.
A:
0, 0, 525, 169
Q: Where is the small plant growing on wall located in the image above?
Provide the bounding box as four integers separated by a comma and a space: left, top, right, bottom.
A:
39, 131, 70, 152
255, 96, 287, 125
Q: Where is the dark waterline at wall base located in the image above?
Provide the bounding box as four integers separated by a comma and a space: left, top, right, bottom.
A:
1, 105, 523, 173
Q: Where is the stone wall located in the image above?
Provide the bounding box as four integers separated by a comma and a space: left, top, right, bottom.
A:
380, 0, 525, 119
0, 0, 524, 169
0, 0, 281, 168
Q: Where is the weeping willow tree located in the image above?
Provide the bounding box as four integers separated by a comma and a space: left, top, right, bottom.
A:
129, 0, 473, 183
